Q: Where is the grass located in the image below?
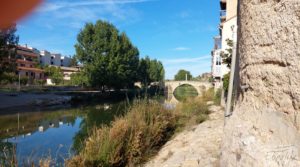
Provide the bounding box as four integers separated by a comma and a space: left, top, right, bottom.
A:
67, 88, 219, 167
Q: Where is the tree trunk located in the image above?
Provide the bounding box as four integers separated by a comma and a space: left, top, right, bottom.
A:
221, 0, 300, 166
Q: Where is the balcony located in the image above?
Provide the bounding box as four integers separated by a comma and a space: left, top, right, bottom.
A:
17, 50, 38, 58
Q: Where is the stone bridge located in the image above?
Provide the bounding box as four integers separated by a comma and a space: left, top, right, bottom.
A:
164, 81, 212, 96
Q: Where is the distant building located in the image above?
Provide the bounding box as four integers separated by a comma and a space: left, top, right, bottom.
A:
40, 50, 51, 65
39, 51, 72, 67
211, 36, 229, 88
60, 66, 81, 81
16, 45, 44, 81
61, 56, 71, 67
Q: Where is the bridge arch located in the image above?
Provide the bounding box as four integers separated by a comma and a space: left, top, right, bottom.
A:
164, 81, 212, 97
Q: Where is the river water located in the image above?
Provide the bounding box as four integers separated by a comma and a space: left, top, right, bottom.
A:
0, 86, 197, 165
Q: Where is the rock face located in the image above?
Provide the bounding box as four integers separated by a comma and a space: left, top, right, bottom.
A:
221, 0, 300, 166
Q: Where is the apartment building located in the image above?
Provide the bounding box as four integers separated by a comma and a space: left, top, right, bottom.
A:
211, 0, 237, 88
39, 51, 71, 67
16, 45, 44, 81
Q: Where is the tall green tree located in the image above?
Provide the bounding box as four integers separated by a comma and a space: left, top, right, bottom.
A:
138, 56, 165, 87
75, 20, 139, 90
174, 69, 192, 81
0, 25, 19, 77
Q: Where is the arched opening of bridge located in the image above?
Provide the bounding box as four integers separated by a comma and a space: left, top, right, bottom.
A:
173, 84, 198, 101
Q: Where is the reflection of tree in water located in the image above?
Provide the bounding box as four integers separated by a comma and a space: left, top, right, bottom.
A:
72, 102, 128, 153
173, 84, 198, 101
0, 141, 16, 166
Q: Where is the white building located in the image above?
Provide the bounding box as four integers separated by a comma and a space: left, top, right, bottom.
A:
211, 36, 229, 88
220, 0, 237, 52
51, 53, 62, 66
61, 56, 71, 67
39, 51, 72, 67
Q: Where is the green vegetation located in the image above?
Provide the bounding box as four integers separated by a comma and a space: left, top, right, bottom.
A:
75, 20, 164, 90
214, 88, 222, 105
70, 72, 89, 86
44, 66, 64, 85
223, 73, 230, 93
173, 84, 198, 101
75, 20, 139, 90
221, 39, 233, 68
67, 88, 219, 167
68, 100, 177, 167
138, 56, 164, 87
174, 69, 192, 81
0, 25, 19, 79
69, 56, 78, 67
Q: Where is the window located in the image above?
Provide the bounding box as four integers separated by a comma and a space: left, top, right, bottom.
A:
51, 62, 53, 65
26, 72, 28, 76
21, 64, 25, 67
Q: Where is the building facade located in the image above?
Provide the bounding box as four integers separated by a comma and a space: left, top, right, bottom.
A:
40, 51, 71, 67
211, 0, 237, 88
16, 45, 44, 81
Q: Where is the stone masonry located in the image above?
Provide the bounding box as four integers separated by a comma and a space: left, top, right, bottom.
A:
221, 0, 300, 166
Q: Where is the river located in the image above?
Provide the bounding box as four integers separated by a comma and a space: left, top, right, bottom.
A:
0, 86, 197, 166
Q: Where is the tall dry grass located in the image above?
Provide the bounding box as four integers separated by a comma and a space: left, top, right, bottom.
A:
67, 100, 177, 167
67, 88, 219, 167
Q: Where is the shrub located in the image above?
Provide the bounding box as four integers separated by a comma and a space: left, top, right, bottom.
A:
20, 77, 28, 85
214, 88, 222, 105
67, 100, 177, 167
67, 89, 215, 167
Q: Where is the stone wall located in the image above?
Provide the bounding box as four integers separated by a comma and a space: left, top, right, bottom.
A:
221, 0, 300, 166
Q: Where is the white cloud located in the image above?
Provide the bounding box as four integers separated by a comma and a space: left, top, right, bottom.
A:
173, 47, 191, 51
38, 0, 154, 12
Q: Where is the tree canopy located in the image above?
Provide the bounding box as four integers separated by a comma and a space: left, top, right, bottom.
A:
75, 20, 139, 90
174, 69, 192, 81
138, 56, 164, 87
0, 25, 18, 77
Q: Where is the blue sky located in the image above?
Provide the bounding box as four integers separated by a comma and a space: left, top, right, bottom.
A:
17, 0, 219, 79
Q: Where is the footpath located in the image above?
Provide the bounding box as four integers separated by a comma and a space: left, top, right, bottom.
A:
145, 105, 224, 167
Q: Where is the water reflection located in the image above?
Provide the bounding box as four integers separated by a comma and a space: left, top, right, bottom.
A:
0, 101, 127, 165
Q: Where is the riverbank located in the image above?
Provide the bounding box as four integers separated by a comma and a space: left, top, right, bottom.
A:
66, 89, 218, 167
0, 92, 72, 111
144, 105, 224, 167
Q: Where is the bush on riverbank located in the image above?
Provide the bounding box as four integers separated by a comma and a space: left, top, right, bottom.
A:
67, 100, 177, 167
67, 88, 218, 167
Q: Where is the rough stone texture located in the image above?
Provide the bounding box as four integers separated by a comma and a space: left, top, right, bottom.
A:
221, 0, 300, 166
144, 105, 224, 167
